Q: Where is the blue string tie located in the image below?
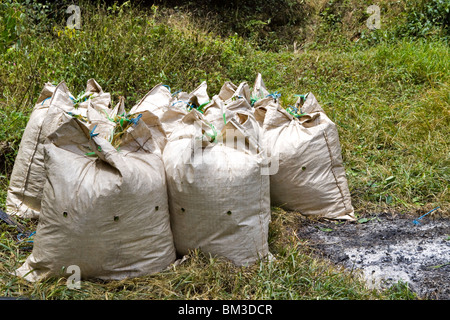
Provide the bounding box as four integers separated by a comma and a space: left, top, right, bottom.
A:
413, 206, 440, 225
266, 92, 281, 101
41, 97, 51, 105
129, 113, 142, 125
17, 231, 36, 243
171, 89, 182, 96
89, 125, 99, 138
162, 84, 171, 93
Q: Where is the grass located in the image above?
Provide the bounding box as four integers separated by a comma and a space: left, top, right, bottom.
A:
1, 0, 448, 300
0, 208, 389, 300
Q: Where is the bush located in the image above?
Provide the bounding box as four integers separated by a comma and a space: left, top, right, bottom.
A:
0, 0, 25, 53
401, 0, 450, 39
154, 0, 313, 51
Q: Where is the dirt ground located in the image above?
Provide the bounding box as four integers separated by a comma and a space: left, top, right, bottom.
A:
295, 209, 450, 300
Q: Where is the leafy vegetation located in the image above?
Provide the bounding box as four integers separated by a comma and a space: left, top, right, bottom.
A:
0, 0, 448, 300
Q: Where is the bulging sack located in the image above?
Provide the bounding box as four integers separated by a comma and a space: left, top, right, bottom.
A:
129, 83, 173, 119
5, 82, 56, 219
163, 110, 271, 266
15, 113, 176, 282
202, 81, 259, 138
130, 82, 209, 139
6, 80, 113, 219
254, 93, 355, 220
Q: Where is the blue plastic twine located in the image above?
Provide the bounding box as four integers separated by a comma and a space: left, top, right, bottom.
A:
413, 206, 440, 225
266, 92, 281, 100
162, 84, 171, 93
89, 125, 99, 138
129, 113, 142, 125
17, 231, 35, 243
41, 97, 51, 105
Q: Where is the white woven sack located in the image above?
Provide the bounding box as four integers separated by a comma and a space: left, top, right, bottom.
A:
202, 81, 261, 143
130, 81, 209, 139
6, 80, 112, 219
129, 83, 173, 118
254, 94, 355, 220
15, 113, 176, 281
163, 110, 271, 266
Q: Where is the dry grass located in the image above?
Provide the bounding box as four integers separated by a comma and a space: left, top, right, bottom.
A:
0, 208, 388, 300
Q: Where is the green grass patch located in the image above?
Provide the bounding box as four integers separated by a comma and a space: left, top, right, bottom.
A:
0, 0, 447, 300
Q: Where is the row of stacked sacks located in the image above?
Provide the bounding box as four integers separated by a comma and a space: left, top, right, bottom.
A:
7, 74, 354, 283
129, 73, 354, 221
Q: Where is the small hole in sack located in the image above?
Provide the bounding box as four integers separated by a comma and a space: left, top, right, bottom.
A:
227, 210, 232, 215
155, 206, 159, 211
63, 211, 68, 218
302, 166, 306, 171
114, 216, 119, 222
181, 208, 185, 213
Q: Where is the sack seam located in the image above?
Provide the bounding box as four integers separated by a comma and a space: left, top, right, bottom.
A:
322, 129, 350, 213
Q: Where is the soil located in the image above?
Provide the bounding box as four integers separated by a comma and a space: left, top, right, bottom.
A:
295, 210, 450, 300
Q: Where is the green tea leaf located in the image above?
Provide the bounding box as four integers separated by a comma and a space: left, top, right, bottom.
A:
358, 218, 369, 224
